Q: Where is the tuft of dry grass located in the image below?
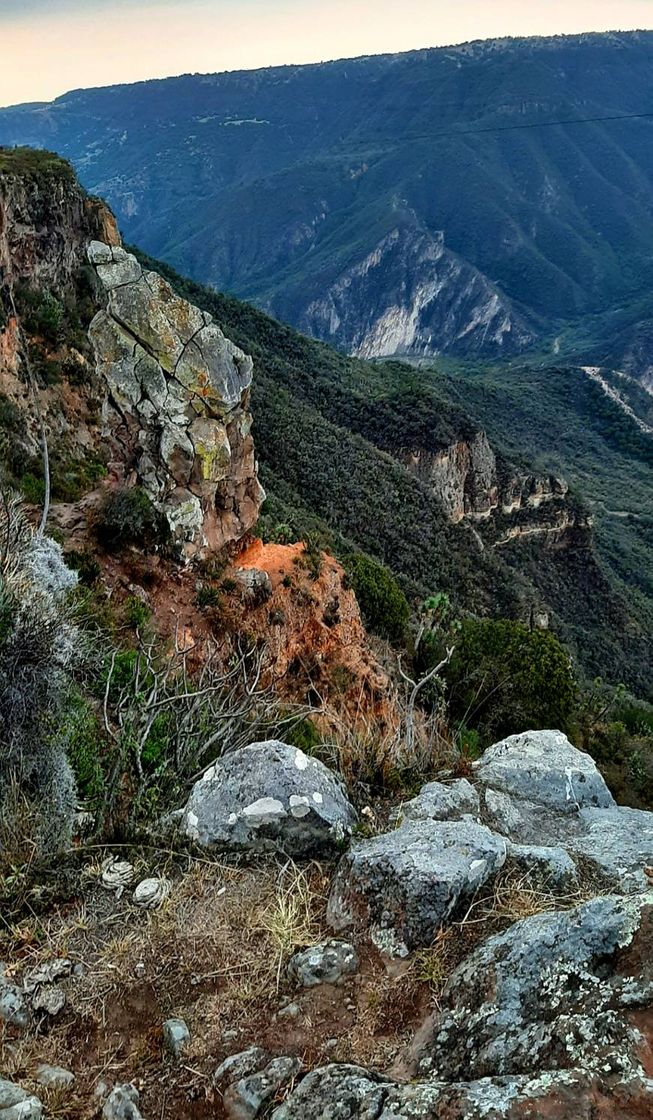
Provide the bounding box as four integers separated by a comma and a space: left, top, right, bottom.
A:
254, 863, 323, 989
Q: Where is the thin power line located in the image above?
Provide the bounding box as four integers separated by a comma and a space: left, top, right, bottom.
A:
352, 109, 653, 147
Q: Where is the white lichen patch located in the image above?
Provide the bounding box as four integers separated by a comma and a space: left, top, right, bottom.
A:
241, 798, 287, 826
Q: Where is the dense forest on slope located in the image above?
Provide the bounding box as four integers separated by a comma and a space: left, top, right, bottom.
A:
133, 251, 653, 695
4, 32, 653, 363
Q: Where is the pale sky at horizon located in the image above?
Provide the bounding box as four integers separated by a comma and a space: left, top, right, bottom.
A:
2, 0, 653, 108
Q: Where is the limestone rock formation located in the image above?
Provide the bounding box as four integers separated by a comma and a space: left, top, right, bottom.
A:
180, 740, 357, 855
87, 241, 264, 554
301, 222, 534, 360
401, 429, 574, 530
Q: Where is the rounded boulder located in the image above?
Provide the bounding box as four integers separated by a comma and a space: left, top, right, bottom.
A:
181, 740, 357, 855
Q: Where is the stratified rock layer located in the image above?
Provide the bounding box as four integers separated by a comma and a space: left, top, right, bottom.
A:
87, 241, 264, 554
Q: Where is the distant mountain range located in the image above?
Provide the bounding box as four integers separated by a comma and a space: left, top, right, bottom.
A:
3, 31, 653, 366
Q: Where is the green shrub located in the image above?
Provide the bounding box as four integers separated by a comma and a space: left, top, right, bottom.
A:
63, 690, 105, 803
19, 472, 46, 506
195, 584, 222, 610
446, 619, 578, 746
17, 287, 64, 346
344, 552, 410, 643
124, 595, 152, 630
66, 550, 101, 586
95, 486, 169, 551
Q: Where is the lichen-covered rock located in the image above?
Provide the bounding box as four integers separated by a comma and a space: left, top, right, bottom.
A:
274, 1065, 653, 1120
213, 1048, 269, 1089
87, 241, 264, 555
0, 1078, 43, 1120
401, 778, 479, 823
416, 894, 653, 1082
0, 967, 29, 1028
474, 730, 614, 813
224, 1055, 302, 1120
288, 940, 359, 987
505, 842, 579, 888
567, 806, 653, 892
181, 741, 357, 855
327, 819, 507, 956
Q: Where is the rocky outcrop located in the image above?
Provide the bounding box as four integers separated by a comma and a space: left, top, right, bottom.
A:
417, 894, 651, 1081
87, 241, 264, 554
0, 158, 117, 324
401, 430, 571, 527
181, 740, 357, 854
273, 729, 653, 1119
327, 818, 507, 956
300, 221, 535, 359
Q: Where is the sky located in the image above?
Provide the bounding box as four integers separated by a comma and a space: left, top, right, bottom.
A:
1, 0, 653, 107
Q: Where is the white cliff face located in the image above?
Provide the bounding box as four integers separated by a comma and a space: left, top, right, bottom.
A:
301, 224, 534, 359
87, 241, 264, 555
400, 430, 577, 543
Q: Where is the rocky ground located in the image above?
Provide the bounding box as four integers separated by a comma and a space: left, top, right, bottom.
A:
2, 731, 653, 1119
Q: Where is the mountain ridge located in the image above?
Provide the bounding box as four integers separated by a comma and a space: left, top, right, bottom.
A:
4, 31, 653, 365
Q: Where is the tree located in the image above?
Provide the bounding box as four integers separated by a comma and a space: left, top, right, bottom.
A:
446, 619, 577, 746
345, 553, 409, 644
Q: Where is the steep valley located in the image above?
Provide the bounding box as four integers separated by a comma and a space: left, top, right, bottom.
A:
4, 32, 653, 371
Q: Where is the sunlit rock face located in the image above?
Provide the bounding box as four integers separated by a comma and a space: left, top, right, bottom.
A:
87, 241, 264, 555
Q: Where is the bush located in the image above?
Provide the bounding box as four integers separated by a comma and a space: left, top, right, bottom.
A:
446, 619, 578, 746
124, 595, 152, 630
16, 286, 64, 346
95, 486, 169, 551
63, 689, 105, 803
344, 552, 410, 643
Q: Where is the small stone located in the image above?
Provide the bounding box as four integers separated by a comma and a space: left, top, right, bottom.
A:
0, 970, 29, 1029
288, 941, 359, 987
223, 1056, 302, 1120
0, 1077, 42, 1119
162, 1017, 190, 1059
277, 1002, 301, 1020
213, 1048, 269, 1088
35, 1065, 75, 1090
102, 1083, 143, 1120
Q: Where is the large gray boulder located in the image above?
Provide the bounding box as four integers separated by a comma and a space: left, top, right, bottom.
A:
474, 730, 614, 812
417, 893, 652, 1081
327, 819, 507, 956
181, 741, 356, 855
